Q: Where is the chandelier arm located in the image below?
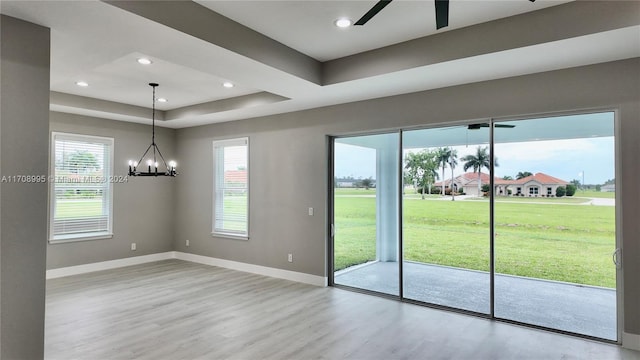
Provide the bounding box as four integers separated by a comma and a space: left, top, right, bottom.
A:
136, 142, 154, 167
153, 143, 171, 171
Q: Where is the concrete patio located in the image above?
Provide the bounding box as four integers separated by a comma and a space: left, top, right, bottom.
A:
335, 261, 617, 341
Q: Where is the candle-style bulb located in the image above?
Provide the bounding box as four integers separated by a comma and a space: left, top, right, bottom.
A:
147, 160, 153, 166
128, 160, 133, 166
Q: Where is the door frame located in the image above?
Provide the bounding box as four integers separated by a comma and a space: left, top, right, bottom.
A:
327, 109, 621, 343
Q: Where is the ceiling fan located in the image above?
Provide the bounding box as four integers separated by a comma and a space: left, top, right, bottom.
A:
354, 0, 536, 30
468, 123, 516, 130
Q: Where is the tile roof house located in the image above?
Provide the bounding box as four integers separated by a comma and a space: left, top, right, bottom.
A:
224, 170, 247, 185
436, 172, 569, 197
498, 173, 569, 197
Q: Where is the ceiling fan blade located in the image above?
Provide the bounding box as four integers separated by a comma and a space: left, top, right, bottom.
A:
354, 0, 393, 26
434, 0, 449, 30
495, 124, 516, 128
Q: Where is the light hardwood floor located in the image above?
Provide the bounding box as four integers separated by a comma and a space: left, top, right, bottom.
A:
45, 259, 639, 359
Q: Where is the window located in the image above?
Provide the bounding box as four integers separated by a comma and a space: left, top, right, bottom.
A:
213, 137, 249, 238
529, 186, 539, 195
547, 187, 553, 196
50, 132, 114, 242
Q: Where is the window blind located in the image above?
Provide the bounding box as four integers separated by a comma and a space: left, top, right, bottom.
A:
50, 133, 113, 241
213, 138, 249, 238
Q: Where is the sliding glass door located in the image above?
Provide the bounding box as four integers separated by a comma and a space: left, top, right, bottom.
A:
330, 111, 618, 341
402, 126, 490, 313
332, 133, 400, 296
493, 112, 617, 340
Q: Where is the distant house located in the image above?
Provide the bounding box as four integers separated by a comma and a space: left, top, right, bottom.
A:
601, 184, 615, 192
435, 172, 491, 197
436, 172, 569, 197
498, 173, 569, 197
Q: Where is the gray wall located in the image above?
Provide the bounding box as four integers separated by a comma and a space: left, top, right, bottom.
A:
174, 59, 640, 335
0, 15, 49, 360
47, 112, 177, 269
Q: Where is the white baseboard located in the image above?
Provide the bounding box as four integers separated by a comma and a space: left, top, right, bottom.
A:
174, 252, 327, 287
46, 251, 328, 287
46, 252, 174, 279
622, 331, 640, 351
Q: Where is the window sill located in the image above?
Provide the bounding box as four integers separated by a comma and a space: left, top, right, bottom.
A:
211, 232, 249, 241
49, 232, 113, 244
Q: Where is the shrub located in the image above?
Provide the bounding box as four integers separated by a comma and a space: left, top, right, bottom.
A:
556, 186, 566, 197
566, 184, 577, 196
481, 184, 490, 193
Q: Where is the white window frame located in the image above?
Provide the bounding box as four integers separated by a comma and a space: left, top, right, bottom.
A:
49, 132, 114, 243
212, 137, 249, 240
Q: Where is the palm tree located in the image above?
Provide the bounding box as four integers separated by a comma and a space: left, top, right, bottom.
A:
462, 146, 498, 196
516, 171, 533, 180
436, 147, 451, 196
448, 149, 458, 200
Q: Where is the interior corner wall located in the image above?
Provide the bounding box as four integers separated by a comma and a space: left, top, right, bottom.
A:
46, 112, 177, 269
0, 15, 50, 359
174, 59, 640, 336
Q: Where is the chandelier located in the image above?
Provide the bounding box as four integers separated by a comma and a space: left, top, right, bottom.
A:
128, 83, 177, 177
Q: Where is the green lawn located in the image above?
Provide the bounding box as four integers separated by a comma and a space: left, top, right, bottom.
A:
218, 192, 248, 232
576, 190, 615, 199
335, 188, 377, 196
473, 196, 589, 204
334, 196, 616, 288
55, 199, 103, 218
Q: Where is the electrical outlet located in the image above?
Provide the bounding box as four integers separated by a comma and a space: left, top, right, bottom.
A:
288, 253, 293, 263
308, 207, 314, 216
131, 243, 137, 251
186, 239, 190, 247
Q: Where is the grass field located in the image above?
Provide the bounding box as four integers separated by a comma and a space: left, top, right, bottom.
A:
576, 190, 615, 199
334, 195, 616, 288
55, 199, 103, 218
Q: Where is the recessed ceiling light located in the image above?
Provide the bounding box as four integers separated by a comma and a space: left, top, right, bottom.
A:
157, 98, 168, 103
335, 18, 352, 28
137, 58, 152, 65
76, 81, 89, 87
223, 82, 234, 88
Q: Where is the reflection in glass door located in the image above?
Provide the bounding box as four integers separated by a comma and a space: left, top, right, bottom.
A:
493, 112, 617, 340
332, 133, 400, 296
402, 125, 491, 313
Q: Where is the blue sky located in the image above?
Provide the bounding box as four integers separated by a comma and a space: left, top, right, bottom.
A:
335, 136, 615, 185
